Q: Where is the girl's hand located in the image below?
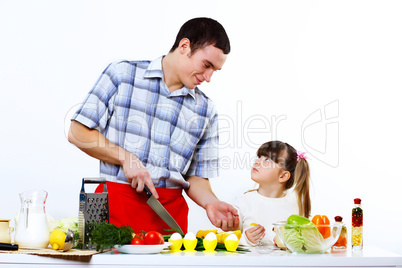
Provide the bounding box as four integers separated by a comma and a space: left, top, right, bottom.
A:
245, 224, 265, 244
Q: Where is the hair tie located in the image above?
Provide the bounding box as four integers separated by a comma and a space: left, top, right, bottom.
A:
297, 151, 307, 162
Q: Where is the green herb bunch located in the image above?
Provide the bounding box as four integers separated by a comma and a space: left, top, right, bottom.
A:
89, 222, 133, 252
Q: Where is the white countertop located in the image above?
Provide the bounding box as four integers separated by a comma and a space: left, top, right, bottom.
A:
1, 246, 402, 268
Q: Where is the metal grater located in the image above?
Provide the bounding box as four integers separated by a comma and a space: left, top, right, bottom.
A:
77, 177, 109, 249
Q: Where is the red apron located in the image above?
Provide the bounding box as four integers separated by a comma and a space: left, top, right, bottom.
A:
95, 181, 188, 235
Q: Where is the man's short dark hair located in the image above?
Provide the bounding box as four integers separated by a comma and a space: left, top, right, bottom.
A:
169, 17, 230, 55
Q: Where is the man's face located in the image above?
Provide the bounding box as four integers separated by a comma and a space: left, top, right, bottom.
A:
179, 44, 227, 89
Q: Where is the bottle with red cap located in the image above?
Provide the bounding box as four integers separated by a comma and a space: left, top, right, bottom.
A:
352, 198, 363, 250
332, 216, 347, 250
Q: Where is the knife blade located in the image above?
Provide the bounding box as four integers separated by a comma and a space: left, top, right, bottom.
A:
144, 185, 183, 234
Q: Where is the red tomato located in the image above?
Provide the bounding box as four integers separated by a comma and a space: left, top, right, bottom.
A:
131, 237, 145, 245
312, 215, 331, 239
144, 231, 164, 245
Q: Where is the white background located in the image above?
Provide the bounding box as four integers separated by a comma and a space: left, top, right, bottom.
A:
1, 0, 401, 254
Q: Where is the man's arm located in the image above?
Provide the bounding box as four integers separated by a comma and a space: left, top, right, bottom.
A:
185, 175, 239, 231
67, 120, 159, 198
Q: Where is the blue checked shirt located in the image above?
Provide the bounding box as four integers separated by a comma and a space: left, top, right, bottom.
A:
72, 56, 219, 188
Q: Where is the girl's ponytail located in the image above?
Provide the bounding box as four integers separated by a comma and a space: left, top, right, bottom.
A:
294, 158, 311, 218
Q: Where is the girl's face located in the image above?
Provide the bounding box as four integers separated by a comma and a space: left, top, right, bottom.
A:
251, 156, 284, 184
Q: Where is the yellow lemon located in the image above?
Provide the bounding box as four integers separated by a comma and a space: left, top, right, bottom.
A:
250, 223, 258, 226
196, 229, 217, 239
216, 230, 242, 244
49, 229, 66, 250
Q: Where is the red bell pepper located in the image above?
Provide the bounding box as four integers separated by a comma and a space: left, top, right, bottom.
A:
311, 215, 331, 239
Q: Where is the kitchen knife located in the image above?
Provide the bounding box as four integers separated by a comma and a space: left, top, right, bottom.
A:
144, 185, 183, 234
0, 243, 55, 251
0, 243, 18, 250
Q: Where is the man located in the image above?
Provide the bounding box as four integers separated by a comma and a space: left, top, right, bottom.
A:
68, 17, 239, 234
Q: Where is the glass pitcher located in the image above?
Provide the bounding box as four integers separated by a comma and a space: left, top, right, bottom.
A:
14, 189, 50, 248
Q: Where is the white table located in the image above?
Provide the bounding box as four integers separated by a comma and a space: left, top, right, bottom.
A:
1, 246, 401, 268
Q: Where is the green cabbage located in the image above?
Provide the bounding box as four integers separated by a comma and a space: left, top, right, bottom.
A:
283, 224, 325, 253
57, 217, 78, 234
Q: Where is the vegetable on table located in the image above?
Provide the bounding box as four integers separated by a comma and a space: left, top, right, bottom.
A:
89, 222, 133, 252
130, 230, 164, 245
56, 217, 79, 243
144, 231, 164, 245
216, 230, 242, 244
286, 214, 314, 225
196, 229, 217, 239
311, 215, 331, 239
282, 214, 325, 253
131, 237, 145, 245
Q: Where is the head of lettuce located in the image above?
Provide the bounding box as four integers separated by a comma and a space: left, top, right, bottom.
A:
276, 215, 326, 253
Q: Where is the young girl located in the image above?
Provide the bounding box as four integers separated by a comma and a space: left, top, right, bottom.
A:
233, 140, 311, 247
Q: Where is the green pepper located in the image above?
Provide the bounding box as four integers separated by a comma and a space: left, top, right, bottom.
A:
287, 214, 313, 225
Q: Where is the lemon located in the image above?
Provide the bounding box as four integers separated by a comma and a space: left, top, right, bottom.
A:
49, 229, 66, 250
196, 229, 217, 239
250, 223, 258, 226
216, 230, 242, 244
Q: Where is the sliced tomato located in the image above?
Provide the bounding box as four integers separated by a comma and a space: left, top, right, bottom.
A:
144, 231, 164, 245
312, 214, 331, 239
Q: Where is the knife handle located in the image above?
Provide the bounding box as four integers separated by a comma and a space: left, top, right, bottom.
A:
0, 243, 19, 250
144, 185, 152, 198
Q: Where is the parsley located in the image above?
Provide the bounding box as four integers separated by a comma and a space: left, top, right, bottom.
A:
89, 222, 133, 252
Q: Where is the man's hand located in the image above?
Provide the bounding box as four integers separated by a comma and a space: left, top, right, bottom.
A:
185, 176, 240, 231
122, 153, 159, 198
205, 201, 240, 231
245, 224, 265, 244
68, 121, 159, 198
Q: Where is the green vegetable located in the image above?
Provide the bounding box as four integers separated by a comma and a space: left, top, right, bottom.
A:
89, 222, 133, 252
286, 214, 313, 226
283, 215, 325, 253
57, 217, 79, 237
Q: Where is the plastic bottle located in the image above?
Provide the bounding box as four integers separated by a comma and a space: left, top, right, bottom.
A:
352, 198, 363, 250
332, 216, 347, 250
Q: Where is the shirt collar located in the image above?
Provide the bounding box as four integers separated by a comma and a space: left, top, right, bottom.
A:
144, 56, 196, 100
